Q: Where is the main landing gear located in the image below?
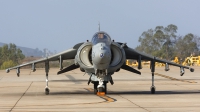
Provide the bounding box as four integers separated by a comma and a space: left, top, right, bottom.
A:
151, 86, 155, 94
150, 58, 156, 94
45, 86, 50, 95
45, 61, 50, 95
150, 72, 156, 94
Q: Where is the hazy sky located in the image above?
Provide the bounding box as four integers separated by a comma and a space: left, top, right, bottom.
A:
0, 0, 200, 52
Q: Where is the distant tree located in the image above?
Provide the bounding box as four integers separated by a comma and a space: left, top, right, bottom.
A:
175, 34, 198, 59
135, 24, 200, 60
193, 35, 200, 55
136, 24, 178, 60
0, 60, 16, 69
0, 43, 25, 69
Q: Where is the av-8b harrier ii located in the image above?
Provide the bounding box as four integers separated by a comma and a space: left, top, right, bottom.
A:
6, 31, 194, 95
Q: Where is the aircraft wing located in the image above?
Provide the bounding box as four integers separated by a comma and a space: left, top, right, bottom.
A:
6, 43, 83, 72
123, 45, 194, 72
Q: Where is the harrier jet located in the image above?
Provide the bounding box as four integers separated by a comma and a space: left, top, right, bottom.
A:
6, 31, 194, 95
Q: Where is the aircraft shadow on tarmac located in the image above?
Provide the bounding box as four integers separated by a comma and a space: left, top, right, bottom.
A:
48, 79, 200, 95
4, 90, 200, 96
48, 90, 200, 96
107, 90, 200, 95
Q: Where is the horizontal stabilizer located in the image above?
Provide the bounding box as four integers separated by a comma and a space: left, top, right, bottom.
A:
57, 64, 79, 75
121, 65, 141, 75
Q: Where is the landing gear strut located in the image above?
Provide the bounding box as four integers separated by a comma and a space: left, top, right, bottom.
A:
45, 61, 50, 95
150, 58, 156, 94
93, 81, 107, 94
98, 82, 107, 93
151, 73, 156, 94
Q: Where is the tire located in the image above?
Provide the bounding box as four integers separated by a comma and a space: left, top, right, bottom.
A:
94, 82, 98, 94
98, 87, 104, 92
104, 83, 107, 94
45, 88, 50, 95
151, 86, 155, 94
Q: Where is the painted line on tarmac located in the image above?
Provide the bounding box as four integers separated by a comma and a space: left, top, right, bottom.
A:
85, 88, 116, 103
10, 81, 33, 112
119, 95, 150, 112
155, 73, 197, 83
17, 88, 115, 107
99, 95, 115, 102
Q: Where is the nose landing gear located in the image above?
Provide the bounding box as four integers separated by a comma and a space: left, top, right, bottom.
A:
93, 81, 107, 95
94, 82, 98, 94
98, 83, 107, 93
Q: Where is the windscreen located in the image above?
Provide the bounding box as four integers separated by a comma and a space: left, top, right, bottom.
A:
91, 32, 111, 45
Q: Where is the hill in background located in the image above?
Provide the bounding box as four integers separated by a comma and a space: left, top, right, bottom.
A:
0, 42, 54, 57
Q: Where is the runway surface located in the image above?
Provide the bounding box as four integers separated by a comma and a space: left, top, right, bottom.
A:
0, 66, 200, 112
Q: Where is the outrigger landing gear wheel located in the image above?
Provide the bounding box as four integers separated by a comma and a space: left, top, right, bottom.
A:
151, 86, 155, 94
45, 87, 50, 95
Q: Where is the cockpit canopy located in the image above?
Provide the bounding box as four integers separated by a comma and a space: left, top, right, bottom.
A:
91, 31, 111, 45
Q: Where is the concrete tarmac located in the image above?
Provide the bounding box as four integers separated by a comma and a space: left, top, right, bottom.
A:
0, 66, 200, 112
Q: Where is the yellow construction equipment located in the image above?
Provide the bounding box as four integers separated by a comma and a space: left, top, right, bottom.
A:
126, 60, 130, 66
173, 57, 179, 64
142, 61, 150, 67
127, 55, 200, 68
182, 56, 200, 66
126, 60, 138, 67
126, 60, 164, 67
132, 61, 138, 67
155, 62, 165, 67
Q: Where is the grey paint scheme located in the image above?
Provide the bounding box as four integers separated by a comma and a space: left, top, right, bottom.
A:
6, 31, 194, 94
74, 41, 125, 81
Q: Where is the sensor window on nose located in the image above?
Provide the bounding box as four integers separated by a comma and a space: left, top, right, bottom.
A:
100, 53, 104, 58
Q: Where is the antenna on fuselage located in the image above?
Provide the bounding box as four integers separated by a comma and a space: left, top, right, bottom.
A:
98, 22, 100, 32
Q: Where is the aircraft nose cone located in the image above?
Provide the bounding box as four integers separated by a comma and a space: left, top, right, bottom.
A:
92, 48, 111, 70
94, 50, 110, 64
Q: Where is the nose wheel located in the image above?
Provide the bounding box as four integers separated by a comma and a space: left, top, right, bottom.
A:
98, 83, 107, 93
98, 87, 104, 92
103, 82, 107, 94
93, 82, 107, 94
94, 82, 98, 94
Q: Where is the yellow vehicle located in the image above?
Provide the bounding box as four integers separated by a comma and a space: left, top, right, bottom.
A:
126, 60, 138, 67
132, 61, 138, 67
182, 56, 200, 66
142, 61, 150, 67
155, 62, 165, 67
173, 57, 179, 64
126, 60, 130, 66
